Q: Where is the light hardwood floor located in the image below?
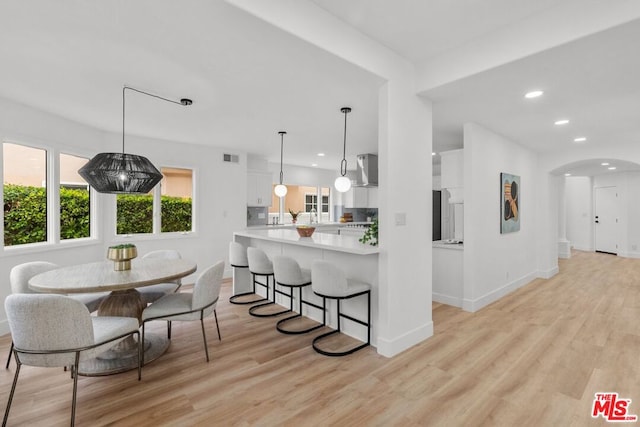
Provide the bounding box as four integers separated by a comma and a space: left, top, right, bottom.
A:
1, 250, 638, 426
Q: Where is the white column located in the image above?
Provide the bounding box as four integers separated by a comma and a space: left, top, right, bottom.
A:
376, 78, 434, 357
557, 177, 571, 258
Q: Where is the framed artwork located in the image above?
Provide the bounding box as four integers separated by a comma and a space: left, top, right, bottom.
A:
501, 172, 520, 233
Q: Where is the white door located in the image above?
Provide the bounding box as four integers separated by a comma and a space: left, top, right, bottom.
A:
594, 186, 618, 254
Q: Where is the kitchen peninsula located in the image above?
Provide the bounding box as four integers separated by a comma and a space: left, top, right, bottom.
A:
233, 229, 379, 347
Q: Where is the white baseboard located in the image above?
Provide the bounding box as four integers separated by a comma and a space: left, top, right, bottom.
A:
462, 271, 537, 312
537, 266, 559, 279
432, 292, 463, 308
376, 321, 434, 358
617, 251, 640, 259
572, 244, 594, 252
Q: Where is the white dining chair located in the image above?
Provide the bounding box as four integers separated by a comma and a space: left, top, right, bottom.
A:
138, 249, 183, 304
3, 294, 141, 427
141, 261, 224, 364
5, 261, 107, 369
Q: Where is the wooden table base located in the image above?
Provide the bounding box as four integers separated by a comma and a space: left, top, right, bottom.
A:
78, 288, 168, 376
78, 333, 168, 376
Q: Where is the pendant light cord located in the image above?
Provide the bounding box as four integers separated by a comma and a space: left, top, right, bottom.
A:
340, 107, 351, 177
279, 132, 285, 184
122, 86, 193, 154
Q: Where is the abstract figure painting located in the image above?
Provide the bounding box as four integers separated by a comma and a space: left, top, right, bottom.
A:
501, 172, 520, 233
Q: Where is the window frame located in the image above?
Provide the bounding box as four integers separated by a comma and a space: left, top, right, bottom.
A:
114, 164, 197, 239
2, 139, 100, 254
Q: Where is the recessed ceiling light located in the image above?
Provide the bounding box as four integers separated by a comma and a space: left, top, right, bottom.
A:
608, 167, 616, 170
524, 90, 544, 99
573, 137, 587, 142
317, 153, 325, 157
432, 152, 436, 156
554, 119, 570, 125
601, 162, 609, 166
311, 163, 318, 167
564, 173, 571, 176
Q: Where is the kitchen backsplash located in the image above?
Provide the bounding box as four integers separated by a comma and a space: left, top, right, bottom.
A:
247, 206, 269, 226
342, 208, 378, 222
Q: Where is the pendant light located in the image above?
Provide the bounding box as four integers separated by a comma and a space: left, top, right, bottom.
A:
79, 86, 192, 194
274, 131, 288, 197
334, 107, 352, 193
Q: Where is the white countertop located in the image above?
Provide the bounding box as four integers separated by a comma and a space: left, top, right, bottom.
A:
235, 228, 379, 255
432, 240, 464, 251
248, 222, 372, 230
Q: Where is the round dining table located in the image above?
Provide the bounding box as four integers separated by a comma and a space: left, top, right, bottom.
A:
29, 258, 197, 376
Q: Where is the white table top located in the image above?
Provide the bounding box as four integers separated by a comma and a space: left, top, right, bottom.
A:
29, 258, 197, 294
234, 229, 379, 255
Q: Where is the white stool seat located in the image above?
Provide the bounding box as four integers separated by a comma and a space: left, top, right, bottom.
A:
229, 241, 249, 268
310, 260, 371, 356
272, 256, 323, 335
247, 247, 274, 275
229, 242, 269, 305
247, 248, 288, 317
311, 261, 371, 298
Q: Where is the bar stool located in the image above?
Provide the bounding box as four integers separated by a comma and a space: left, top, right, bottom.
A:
247, 247, 290, 317
310, 260, 371, 356
228, 242, 268, 305
272, 256, 324, 334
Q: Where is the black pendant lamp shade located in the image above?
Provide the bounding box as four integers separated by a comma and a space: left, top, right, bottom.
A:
79, 152, 162, 194
79, 86, 192, 194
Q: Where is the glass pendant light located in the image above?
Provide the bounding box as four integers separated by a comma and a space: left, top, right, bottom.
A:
274, 131, 288, 197
334, 107, 352, 193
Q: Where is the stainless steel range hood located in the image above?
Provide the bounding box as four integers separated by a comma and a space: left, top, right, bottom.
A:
356, 154, 378, 187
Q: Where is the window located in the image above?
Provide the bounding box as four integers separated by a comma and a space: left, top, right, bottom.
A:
60, 153, 90, 240
160, 167, 193, 233
117, 193, 153, 235
116, 167, 193, 235
3, 142, 47, 246
305, 193, 329, 213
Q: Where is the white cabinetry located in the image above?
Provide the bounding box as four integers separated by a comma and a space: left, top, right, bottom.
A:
366, 187, 378, 208
440, 149, 464, 204
247, 172, 273, 207
344, 187, 368, 208
344, 187, 378, 208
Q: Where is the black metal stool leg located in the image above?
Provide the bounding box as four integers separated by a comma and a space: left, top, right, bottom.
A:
229, 268, 269, 305
249, 274, 291, 317
276, 285, 323, 334
311, 290, 371, 357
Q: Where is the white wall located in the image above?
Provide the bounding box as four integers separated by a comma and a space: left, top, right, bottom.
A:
0, 97, 247, 334
462, 123, 539, 311
565, 176, 593, 251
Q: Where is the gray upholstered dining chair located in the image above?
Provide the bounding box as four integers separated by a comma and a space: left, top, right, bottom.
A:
6, 261, 108, 369
141, 260, 224, 364
3, 293, 141, 427
138, 249, 183, 304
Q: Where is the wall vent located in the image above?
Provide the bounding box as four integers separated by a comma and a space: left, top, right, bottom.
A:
223, 153, 239, 163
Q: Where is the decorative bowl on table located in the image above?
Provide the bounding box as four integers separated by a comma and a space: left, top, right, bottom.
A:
296, 226, 315, 238
107, 244, 138, 271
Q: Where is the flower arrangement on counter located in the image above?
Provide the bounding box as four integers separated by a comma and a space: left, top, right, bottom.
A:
289, 209, 301, 224
359, 218, 378, 246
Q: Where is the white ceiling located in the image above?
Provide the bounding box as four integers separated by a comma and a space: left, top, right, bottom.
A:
1, 0, 639, 177
311, 0, 561, 62
0, 0, 382, 170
